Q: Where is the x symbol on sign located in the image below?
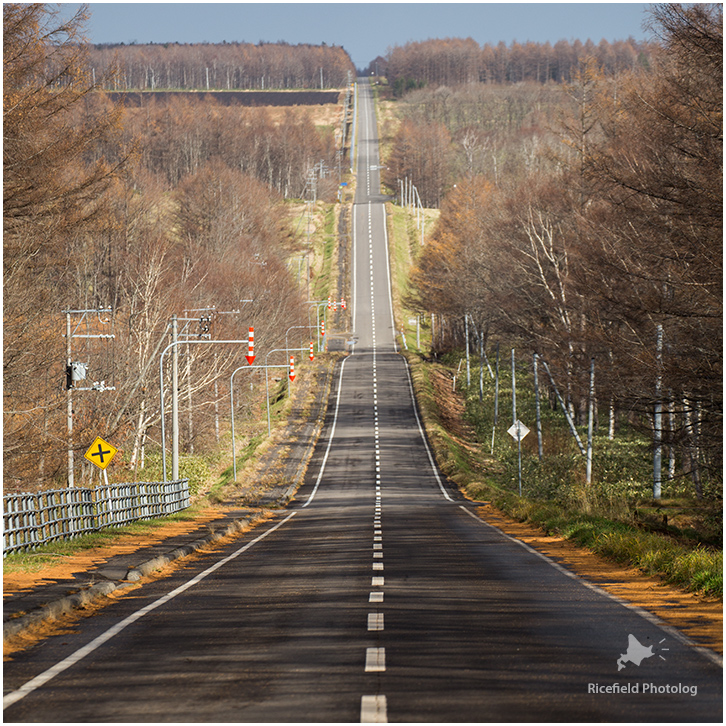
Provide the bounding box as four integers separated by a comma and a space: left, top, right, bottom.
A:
91, 443, 112, 464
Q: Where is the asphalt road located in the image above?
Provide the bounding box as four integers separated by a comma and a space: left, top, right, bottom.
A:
3, 79, 722, 723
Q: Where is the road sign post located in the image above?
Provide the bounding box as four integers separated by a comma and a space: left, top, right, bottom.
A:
84, 436, 118, 470
84, 436, 118, 485
510, 348, 525, 496
64, 307, 116, 487
507, 419, 529, 497
507, 420, 530, 441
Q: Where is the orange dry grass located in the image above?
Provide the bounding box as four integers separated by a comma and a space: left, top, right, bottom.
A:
476, 502, 723, 655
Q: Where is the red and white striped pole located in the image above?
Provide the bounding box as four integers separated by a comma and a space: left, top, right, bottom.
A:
246, 327, 255, 365
341, 298, 346, 310
320, 318, 325, 338
289, 355, 296, 382
309, 341, 315, 361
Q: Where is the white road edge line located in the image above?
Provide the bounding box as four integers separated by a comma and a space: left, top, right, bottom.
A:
401, 359, 453, 502
457, 504, 723, 668
302, 354, 350, 507
3, 511, 299, 710
351, 202, 357, 336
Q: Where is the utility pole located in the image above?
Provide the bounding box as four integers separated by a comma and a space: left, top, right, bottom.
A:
654, 325, 663, 499
63, 307, 115, 487
491, 343, 500, 455
586, 357, 595, 484
465, 314, 470, 387
533, 353, 543, 461
66, 313, 74, 487
171, 314, 179, 481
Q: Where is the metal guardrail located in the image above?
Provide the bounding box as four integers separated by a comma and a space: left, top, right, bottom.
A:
2, 479, 190, 556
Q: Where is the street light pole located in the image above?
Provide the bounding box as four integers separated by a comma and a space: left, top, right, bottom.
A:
159, 337, 249, 481
285, 324, 316, 360
171, 315, 179, 480
66, 312, 74, 487
306, 301, 328, 351
229, 362, 289, 480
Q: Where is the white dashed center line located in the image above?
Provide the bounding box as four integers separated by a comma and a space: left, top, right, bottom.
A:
361, 694, 388, 723
365, 647, 386, 672
367, 613, 385, 631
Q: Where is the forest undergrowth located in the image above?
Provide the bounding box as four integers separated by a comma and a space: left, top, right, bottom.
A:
399, 345, 722, 600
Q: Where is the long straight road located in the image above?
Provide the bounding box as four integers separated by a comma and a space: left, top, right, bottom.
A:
3, 80, 722, 723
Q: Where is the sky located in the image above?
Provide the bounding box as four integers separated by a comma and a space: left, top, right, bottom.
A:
76, 2, 654, 70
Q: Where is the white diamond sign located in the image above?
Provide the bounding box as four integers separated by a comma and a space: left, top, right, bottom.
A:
507, 420, 530, 440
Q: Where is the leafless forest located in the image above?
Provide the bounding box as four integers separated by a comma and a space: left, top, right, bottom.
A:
3, 3, 721, 500
3, 4, 347, 491
374, 35, 659, 92
390, 5, 722, 496
89, 40, 355, 90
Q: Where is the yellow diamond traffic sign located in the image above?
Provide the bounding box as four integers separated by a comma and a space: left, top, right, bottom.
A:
84, 436, 118, 470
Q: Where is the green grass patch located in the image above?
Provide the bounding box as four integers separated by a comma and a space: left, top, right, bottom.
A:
464, 479, 722, 599
126, 452, 220, 496
386, 203, 439, 353
310, 204, 337, 302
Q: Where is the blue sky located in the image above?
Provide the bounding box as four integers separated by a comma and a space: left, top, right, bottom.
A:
77, 2, 653, 69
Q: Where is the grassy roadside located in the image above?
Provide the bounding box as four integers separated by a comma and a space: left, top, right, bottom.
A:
382, 163, 722, 600
403, 348, 722, 599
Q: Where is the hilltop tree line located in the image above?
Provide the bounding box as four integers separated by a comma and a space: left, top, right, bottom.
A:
384, 83, 566, 207
89, 40, 356, 90
377, 35, 658, 94
3, 4, 338, 491
404, 4, 722, 495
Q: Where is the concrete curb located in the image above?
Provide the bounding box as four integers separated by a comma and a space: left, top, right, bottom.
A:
3, 513, 258, 643
3, 580, 120, 641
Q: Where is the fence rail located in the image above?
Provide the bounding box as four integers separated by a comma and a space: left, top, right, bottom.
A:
3, 479, 190, 556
